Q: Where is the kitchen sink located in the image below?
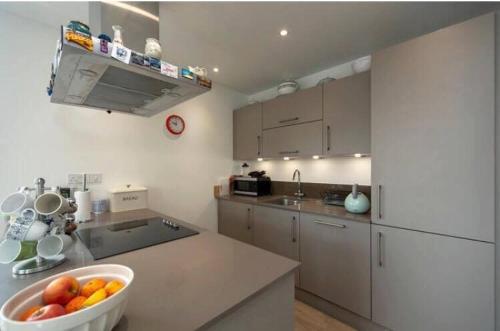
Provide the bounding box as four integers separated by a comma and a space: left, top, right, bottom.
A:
266, 197, 302, 206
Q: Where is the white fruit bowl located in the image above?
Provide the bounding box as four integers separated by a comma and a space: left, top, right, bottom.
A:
0, 264, 134, 331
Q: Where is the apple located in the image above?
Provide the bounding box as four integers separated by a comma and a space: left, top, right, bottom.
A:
26, 304, 65, 321
42, 276, 80, 305
18, 305, 43, 321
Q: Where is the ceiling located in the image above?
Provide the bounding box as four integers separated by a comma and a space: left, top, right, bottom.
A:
160, 2, 499, 94
1, 2, 498, 95
0, 2, 89, 29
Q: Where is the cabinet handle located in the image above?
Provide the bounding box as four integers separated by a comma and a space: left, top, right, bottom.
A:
291, 216, 297, 242
279, 117, 299, 124
257, 136, 261, 156
313, 220, 346, 228
326, 125, 331, 152
377, 232, 383, 267
378, 185, 382, 220
279, 150, 300, 155
247, 208, 252, 230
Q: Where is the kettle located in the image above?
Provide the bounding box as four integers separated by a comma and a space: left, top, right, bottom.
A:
344, 184, 370, 214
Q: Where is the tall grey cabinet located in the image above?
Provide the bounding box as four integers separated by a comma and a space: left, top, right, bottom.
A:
372, 225, 494, 331
371, 13, 495, 330
233, 103, 262, 160
371, 13, 495, 242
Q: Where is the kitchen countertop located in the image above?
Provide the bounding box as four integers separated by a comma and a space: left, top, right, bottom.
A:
0, 209, 299, 330
218, 195, 371, 224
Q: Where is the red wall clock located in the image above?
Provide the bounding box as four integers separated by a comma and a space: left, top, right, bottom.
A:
165, 115, 185, 135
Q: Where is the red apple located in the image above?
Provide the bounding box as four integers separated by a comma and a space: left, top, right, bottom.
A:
26, 304, 66, 321
42, 276, 80, 305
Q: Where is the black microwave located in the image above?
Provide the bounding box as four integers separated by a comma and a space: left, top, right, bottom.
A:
233, 177, 271, 196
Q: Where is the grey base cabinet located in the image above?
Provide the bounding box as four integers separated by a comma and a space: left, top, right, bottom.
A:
253, 206, 300, 285
300, 213, 371, 319
372, 225, 494, 331
217, 200, 253, 245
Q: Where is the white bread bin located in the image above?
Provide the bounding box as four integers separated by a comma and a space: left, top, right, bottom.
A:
109, 186, 148, 212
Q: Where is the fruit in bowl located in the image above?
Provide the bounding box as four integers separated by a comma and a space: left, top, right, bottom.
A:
80, 278, 106, 297
82, 288, 107, 308
1, 264, 133, 331
14, 276, 125, 321
105, 280, 125, 296
26, 304, 66, 321
64, 296, 87, 314
18, 305, 43, 321
42, 276, 80, 305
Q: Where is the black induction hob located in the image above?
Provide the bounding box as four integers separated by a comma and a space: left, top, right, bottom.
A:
76, 217, 199, 260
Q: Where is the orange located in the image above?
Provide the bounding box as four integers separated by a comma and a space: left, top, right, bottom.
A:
65, 296, 87, 314
104, 280, 125, 296
80, 278, 107, 297
19, 305, 43, 321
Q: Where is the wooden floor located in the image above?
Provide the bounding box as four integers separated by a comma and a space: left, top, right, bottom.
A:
295, 300, 357, 331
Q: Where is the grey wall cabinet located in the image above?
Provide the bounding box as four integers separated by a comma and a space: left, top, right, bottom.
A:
372, 225, 494, 331
300, 213, 371, 319
233, 103, 263, 160
217, 200, 253, 245
253, 206, 300, 284
323, 71, 370, 156
262, 121, 323, 158
262, 85, 323, 129
371, 13, 495, 242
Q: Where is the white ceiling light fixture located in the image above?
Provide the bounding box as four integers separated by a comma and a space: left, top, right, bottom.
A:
312, 155, 320, 160
101, 1, 160, 22
283, 156, 290, 161
354, 153, 362, 158
213, 67, 219, 73
257, 158, 263, 162
280, 29, 288, 37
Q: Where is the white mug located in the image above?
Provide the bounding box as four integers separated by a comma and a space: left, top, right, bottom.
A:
37, 234, 73, 258
4, 209, 48, 241
34, 192, 71, 216
20, 208, 48, 241
0, 190, 34, 216
0, 239, 38, 264
24, 221, 49, 241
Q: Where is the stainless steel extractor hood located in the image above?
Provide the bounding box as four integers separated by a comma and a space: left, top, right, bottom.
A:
48, 2, 210, 117
50, 33, 209, 117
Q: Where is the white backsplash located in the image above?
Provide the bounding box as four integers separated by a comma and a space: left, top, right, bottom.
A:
240, 157, 371, 185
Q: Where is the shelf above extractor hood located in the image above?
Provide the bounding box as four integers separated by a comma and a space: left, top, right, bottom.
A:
50, 31, 210, 117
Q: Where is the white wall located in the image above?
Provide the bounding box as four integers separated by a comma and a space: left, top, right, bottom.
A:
247, 58, 372, 185
0, 3, 371, 238
0, 8, 247, 232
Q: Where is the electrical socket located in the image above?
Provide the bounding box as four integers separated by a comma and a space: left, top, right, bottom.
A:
86, 173, 102, 185
67, 173, 102, 188
68, 174, 84, 188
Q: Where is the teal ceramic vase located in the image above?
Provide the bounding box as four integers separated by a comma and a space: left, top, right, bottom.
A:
344, 184, 370, 214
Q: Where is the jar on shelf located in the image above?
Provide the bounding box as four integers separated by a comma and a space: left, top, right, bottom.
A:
145, 38, 162, 59
112, 25, 123, 46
